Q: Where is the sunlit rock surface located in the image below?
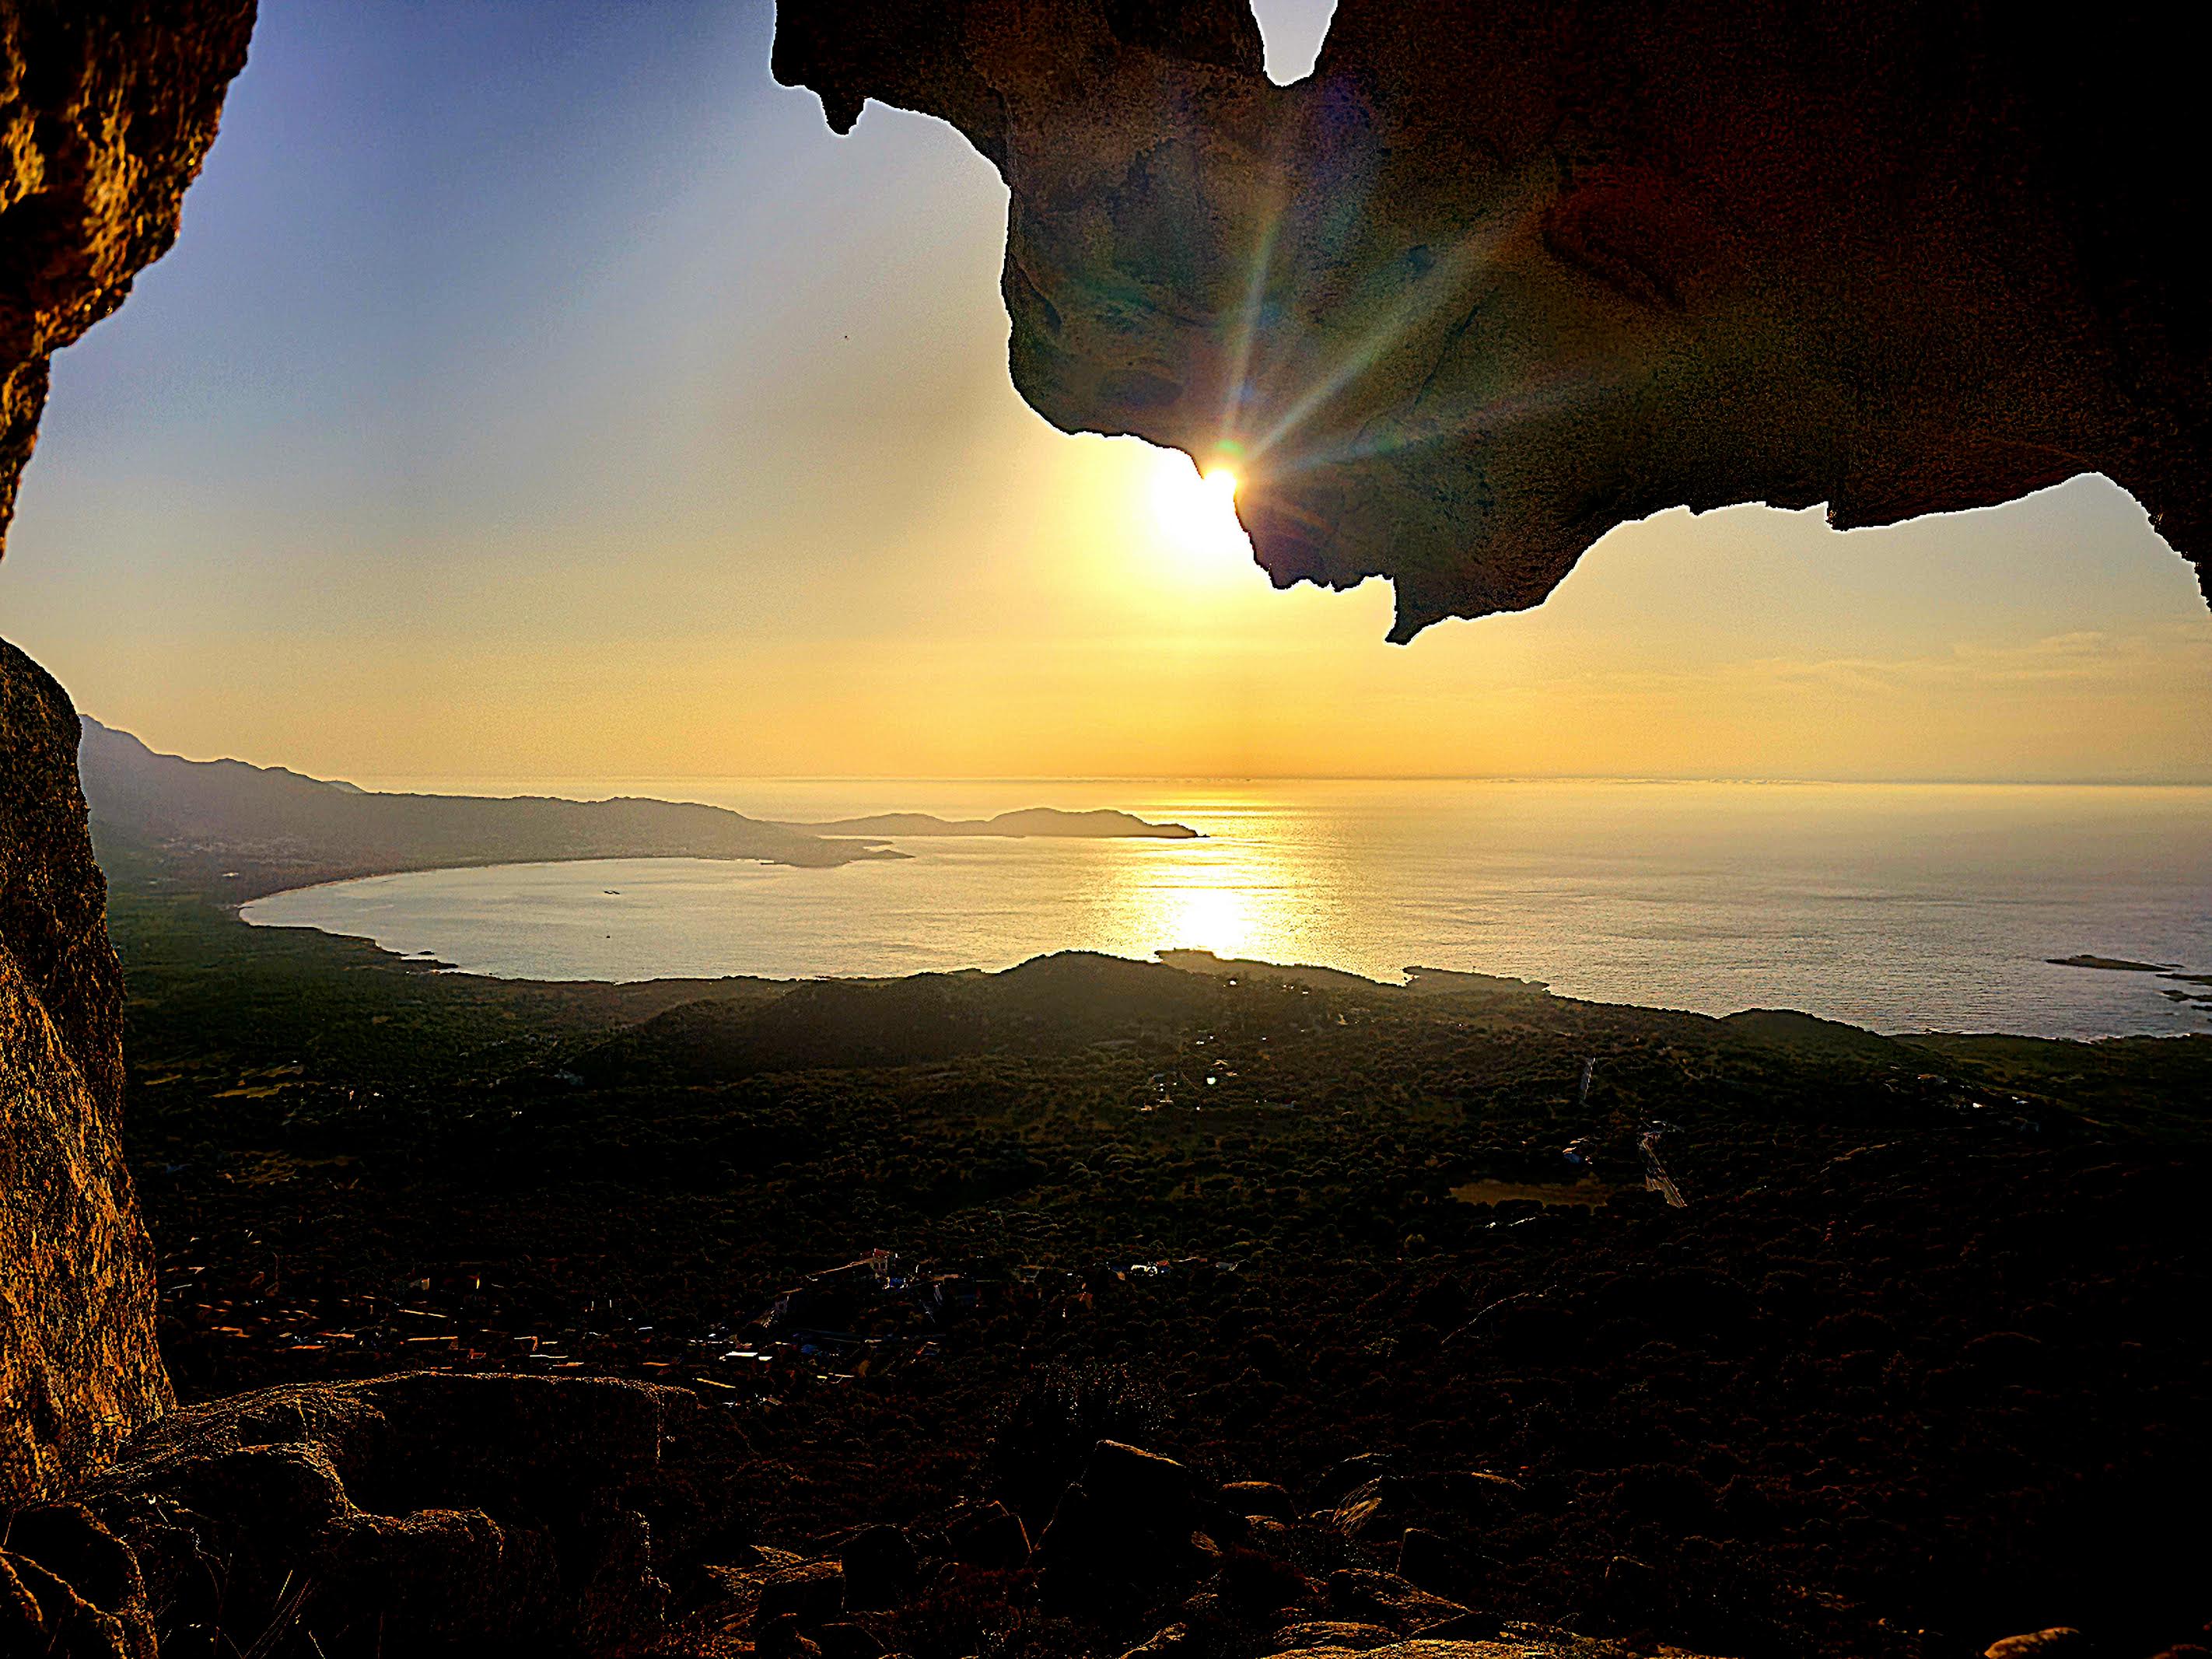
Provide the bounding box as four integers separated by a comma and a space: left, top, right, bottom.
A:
1, 1, 254, 1501
0, 639, 169, 1503
775, 0, 2210, 638
0, 0, 256, 552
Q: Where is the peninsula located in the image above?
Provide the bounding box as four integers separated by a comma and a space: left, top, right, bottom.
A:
78, 718, 1196, 902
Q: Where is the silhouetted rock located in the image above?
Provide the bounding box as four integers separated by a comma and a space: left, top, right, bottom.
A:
0, 642, 170, 1503
1038, 1440, 1228, 1611
60, 1371, 682, 1655
758, 1559, 849, 1627
1083, 1440, 1211, 1524
1395, 1529, 1469, 1598
841, 1523, 919, 1607
817, 1618, 891, 1659
1600, 1554, 1663, 1618
1220, 1543, 1312, 1615
776, 0, 2212, 635
1314, 1453, 1394, 1503
1439, 1472, 1523, 1520
947, 1500, 1033, 1570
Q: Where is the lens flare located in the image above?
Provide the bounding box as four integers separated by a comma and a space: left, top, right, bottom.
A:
1149, 453, 1249, 570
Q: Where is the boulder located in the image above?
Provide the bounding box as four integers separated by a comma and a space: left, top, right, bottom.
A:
1083, 1439, 1209, 1524
1035, 1442, 1224, 1610
758, 1560, 849, 1627
1985, 1633, 2089, 1659
51, 1370, 684, 1655
1315, 1453, 1395, 1504
840, 1523, 919, 1606
1395, 1529, 1469, 1597
946, 1499, 1031, 1570
1217, 1542, 1311, 1615
1598, 1554, 1661, 1617
1224, 1479, 1297, 1520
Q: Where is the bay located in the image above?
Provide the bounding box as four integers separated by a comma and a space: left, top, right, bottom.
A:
240, 778, 2212, 1038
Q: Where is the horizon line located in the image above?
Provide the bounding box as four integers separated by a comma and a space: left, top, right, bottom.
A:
335, 768, 2212, 790
88, 721, 2212, 790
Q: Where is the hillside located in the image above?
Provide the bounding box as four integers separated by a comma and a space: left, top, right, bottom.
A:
76, 719, 1194, 901
103, 864, 2212, 1659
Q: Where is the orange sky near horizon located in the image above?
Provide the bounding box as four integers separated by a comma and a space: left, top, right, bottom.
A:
3, 0, 2209, 787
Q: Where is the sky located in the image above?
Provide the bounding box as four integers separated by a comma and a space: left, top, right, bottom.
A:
2, 0, 2208, 785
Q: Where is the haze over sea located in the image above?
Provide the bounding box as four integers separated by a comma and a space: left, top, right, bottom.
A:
241, 778, 2212, 1040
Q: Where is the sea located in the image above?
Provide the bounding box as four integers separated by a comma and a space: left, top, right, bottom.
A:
239, 778, 2212, 1040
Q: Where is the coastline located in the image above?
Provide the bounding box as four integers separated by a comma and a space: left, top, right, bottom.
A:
232, 852, 2212, 1041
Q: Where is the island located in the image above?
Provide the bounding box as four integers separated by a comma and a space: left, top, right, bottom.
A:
790, 807, 1198, 839
2047, 954, 2182, 973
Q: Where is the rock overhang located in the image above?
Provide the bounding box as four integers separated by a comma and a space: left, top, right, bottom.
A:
773, 0, 2212, 639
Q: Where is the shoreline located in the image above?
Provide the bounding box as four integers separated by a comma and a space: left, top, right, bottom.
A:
235, 866, 2210, 1045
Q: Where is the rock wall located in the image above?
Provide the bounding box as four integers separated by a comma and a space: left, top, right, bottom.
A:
774, 0, 2211, 639
2, 1, 257, 1500
1, 0, 257, 553
0, 639, 168, 1503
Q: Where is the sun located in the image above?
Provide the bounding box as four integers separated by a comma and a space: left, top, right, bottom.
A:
1148, 453, 1248, 565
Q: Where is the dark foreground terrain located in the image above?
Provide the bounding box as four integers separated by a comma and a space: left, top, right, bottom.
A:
96, 842, 2212, 1659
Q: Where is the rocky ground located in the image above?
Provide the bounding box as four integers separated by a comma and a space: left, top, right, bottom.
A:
8, 853, 2203, 1658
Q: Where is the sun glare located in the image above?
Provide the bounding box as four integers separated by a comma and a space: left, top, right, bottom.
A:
1149, 453, 1250, 571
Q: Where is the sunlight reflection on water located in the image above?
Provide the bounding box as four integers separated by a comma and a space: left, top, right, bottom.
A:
242, 779, 2212, 1038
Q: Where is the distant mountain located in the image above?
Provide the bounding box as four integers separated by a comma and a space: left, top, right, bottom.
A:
77, 719, 1200, 901
792, 806, 1197, 839
78, 718, 890, 898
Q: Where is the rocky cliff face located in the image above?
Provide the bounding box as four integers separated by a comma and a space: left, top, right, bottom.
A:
775, 0, 2211, 639
2, 0, 257, 1502
0, 639, 169, 1503
1, 0, 256, 553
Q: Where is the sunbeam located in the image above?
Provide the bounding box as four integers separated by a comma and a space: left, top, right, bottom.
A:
1237, 178, 1548, 468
